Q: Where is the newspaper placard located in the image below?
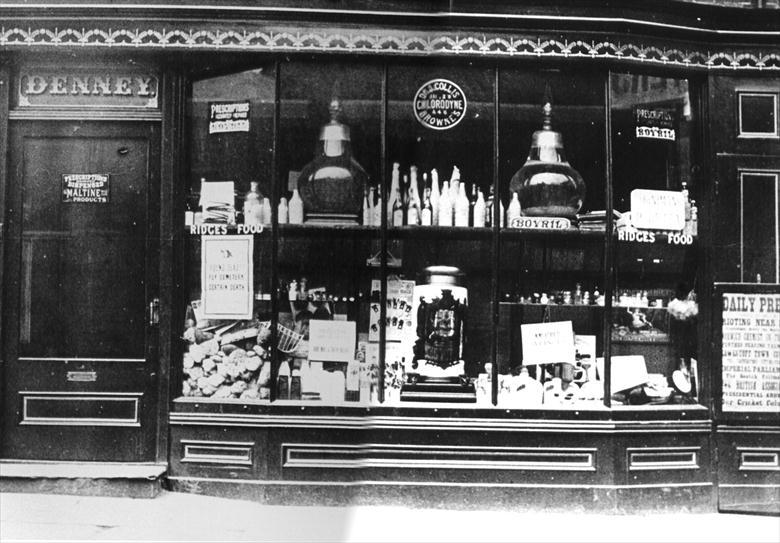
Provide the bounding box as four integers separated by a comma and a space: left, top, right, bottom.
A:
722, 293, 780, 412
200, 235, 254, 320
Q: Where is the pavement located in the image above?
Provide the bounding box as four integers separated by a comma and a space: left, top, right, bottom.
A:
1, 490, 779, 543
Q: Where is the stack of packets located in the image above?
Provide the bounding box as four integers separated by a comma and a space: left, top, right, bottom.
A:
200, 180, 236, 223
576, 209, 622, 232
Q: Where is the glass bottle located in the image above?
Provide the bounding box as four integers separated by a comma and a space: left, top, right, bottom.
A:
388, 162, 401, 224
261, 197, 272, 226
289, 188, 304, 224
438, 181, 452, 227
392, 186, 405, 227
454, 183, 470, 227
509, 102, 586, 219
430, 168, 440, 225
485, 185, 494, 228
244, 181, 263, 225
473, 189, 486, 228
421, 188, 433, 226
278, 196, 289, 224
362, 188, 372, 226
507, 191, 522, 225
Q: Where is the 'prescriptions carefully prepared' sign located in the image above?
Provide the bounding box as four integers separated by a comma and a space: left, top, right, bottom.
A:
722, 292, 780, 413
201, 235, 254, 320
208, 101, 250, 134
61, 174, 110, 203
521, 321, 576, 366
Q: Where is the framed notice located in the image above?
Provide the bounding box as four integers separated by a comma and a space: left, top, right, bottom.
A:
200, 235, 254, 320
630, 189, 685, 231
521, 321, 576, 366
718, 285, 780, 414
309, 320, 357, 363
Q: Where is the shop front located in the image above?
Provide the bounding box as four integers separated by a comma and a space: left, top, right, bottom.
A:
1, 1, 778, 512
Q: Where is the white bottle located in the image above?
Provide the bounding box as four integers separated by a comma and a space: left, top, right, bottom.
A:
372, 191, 383, 227
421, 187, 433, 226
454, 183, 470, 227
438, 181, 453, 226
261, 197, 272, 226
244, 181, 263, 225
289, 188, 304, 224
430, 168, 440, 225
498, 196, 506, 227
362, 189, 372, 226
507, 191, 522, 225
449, 166, 461, 201
473, 189, 486, 228
388, 162, 401, 223
278, 197, 289, 224
409, 166, 421, 211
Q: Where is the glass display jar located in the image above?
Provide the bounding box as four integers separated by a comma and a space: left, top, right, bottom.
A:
509, 102, 586, 219
297, 97, 369, 224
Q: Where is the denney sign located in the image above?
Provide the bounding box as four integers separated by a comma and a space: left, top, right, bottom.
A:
17, 69, 159, 109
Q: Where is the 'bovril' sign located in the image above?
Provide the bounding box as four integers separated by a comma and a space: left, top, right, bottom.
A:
17, 69, 159, 109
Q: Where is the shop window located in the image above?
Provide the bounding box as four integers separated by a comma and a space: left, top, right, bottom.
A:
738, 91, 779, 139
179, 61, 706, 411
610, 73, 701, 408
740, 171, 780, 283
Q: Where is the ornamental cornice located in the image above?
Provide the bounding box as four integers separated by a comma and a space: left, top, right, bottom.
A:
1, 25, 779, 71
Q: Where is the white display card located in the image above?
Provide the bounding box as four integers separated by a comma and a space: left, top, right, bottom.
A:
521, 321, 576, 366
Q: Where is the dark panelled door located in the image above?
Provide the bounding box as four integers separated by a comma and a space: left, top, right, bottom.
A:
1, 121, 160, 462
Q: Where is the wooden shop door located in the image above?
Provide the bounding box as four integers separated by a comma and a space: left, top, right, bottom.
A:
1, 121, 160, 462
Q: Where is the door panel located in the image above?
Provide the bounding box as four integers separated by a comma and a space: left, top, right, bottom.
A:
2, 121, 159, 462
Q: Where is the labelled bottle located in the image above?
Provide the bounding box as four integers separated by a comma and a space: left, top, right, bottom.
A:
388, 162, 401, 223
278, 196, 289, 224
430, 168, 440, 225
473, 189, 486, 228
244, 181, 263, 225
261, 197, 272, 226
362, 188, 372, 226
421, 187, 433, 226
407, 186, 420, 226
507, 191, 522, 225
454, 182, 470, 227
485, 185, 494, 227
392, 185, 405, 227
449, 166, 461, 201
372, 191, 383, 227
438, 180, 453, 226
289, 188, 304, 224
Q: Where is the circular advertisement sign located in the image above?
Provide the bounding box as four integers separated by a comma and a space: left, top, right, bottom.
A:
413, 79, 467, 131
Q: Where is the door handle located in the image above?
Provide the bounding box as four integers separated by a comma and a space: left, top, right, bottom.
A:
148, 297, 160, 326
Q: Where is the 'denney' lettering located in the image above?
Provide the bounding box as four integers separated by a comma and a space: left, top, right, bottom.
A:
22, 74, 157, 97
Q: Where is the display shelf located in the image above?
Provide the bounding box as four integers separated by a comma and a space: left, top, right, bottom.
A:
500, 226, 606, 240
279, 223, 379, 238
499, 302, 605, 309
388, 225, 492, 241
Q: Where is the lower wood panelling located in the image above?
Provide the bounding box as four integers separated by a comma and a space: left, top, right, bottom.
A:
20, 392, 142, 427
738, 447, 780, 471
282, 443, 596, 471
181, 440, 254, 467
626, 447, 700, 471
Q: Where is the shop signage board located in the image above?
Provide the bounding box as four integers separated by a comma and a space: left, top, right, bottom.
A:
630, 189, 685, 231
61, 173, 110, 203
309, 320, 357, 363
200, 235, 254, 320
521, 321, 576, 365
17, 68, 159, 109
208, 101, 250, 134
413, 79, 467, 130
722, 292, 780, 412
